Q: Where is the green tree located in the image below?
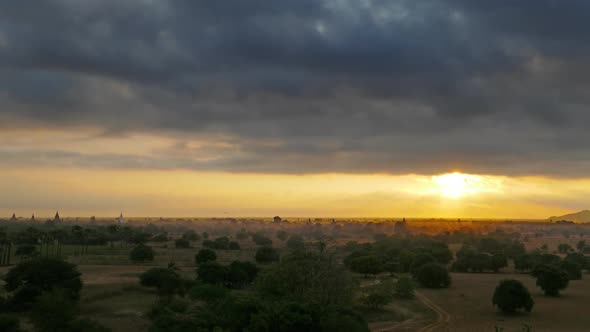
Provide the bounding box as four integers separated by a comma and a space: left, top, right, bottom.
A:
394, 276, 415, 299
0, 314, 21, 332
416, 263, 451, 289
276, 230, 289, 241
174, 238, 190, 249
349, 256, 381, 278
129, 244, 155, 262
140, 267, 184, 298
195, 249, 217, 265
490, 253, 508, 272
532, 264, 569, 296
410, 253, 436, 277
228, 241, 241, 250
30, 289, 78, 332
256, 246, 280, 264
492, 279, 534, 314
286, 235, 305, 251
4, 258, 82, 310
197, 262, 228, 285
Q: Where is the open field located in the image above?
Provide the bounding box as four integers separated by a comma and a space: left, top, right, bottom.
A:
421, 272, 590, 332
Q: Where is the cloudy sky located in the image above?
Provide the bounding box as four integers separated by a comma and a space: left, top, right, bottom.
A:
1, 1, 589, 218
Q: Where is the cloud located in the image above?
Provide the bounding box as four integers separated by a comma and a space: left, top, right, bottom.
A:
1, 1, 590, 176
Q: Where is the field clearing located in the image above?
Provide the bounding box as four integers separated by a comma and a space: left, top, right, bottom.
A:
420, 272, 590, 332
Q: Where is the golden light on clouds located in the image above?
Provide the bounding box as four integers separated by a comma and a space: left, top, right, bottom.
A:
432, 172, 503, 198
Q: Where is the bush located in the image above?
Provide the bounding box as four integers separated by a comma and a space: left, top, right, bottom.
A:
416, 263, 451, 288
533, 264, 569, 296
0, 314, 21, 332
360, 292, 391, 310
129, 244, 155, 262
195, 249, 217, 265
174, 238, 190, 249
255, 246, 280, 264
394, 276, 415, 299
492, 279, 534, 313
560, 260, 582, 280
228, 241, 241, 250
226, 261, 258, 288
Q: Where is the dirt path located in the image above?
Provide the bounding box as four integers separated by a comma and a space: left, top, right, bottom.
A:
415, 291, 451, 332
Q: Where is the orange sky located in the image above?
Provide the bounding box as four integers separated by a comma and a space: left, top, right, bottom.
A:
1, 167, 587, 219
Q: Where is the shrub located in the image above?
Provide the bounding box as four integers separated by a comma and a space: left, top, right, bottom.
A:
30, 289, 78, 332
129, 244, 155, 262
189, 283, 228, 303
195, 249, 217, 265
492, 279, 534, 313
416, 263, 451, 288
228, 241, 241, 250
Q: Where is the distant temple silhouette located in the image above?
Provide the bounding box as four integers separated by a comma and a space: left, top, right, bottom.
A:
31, 214, 35, 221
54, 211, 61, 222
10, 213, 16, 221
117, 212, 126, 224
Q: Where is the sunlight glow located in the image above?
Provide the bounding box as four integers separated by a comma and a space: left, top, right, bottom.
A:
434, 172, 485, 198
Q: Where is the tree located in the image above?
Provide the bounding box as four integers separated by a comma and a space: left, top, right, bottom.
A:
360, 292, 391, 310
15, 244, 38, 260
195, 249, 217, 265
252, 232, 273, 246
560, 260, 582, 280
174, 238, 190, 249
30, 289, 78, 332
4, 258, 82, 310
286, 235, 305, 251
256, 246, 280, 264
410, 253, 436, 277
182, 230, 200, 241
257, 252, 358, 308
226, 261, 259, 288
558, 243, 574, 254
416, 263, 451, 288
197, 262, 228, 285
490, 253, 508, 272
189, 283, 228, 303
140, 267, 184, 298
492, 279, 534, 314
532, 264, 569, 296
394, 276, 415, 299
228, 241, 241, 250
349, 256, 381, 278
129, 244, 155, 262
0, 314, 21, 332
276, 230, 289, 241
320, 308, 370, 332
577, 240, 586, 252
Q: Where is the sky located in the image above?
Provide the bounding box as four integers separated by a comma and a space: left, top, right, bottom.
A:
1, 1, 590, 218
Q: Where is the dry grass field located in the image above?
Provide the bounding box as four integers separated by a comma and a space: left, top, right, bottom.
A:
420, 272, 590, 332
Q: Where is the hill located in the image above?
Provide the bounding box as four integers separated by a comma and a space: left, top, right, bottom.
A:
548, 210, 590, 223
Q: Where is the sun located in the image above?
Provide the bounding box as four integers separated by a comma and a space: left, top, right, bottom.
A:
433, 172, 483, 198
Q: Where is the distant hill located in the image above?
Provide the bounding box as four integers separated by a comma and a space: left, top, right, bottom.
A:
548, 210, 590, 223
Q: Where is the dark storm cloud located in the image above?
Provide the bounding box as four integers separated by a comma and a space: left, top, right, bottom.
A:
1, 0, 590, 176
